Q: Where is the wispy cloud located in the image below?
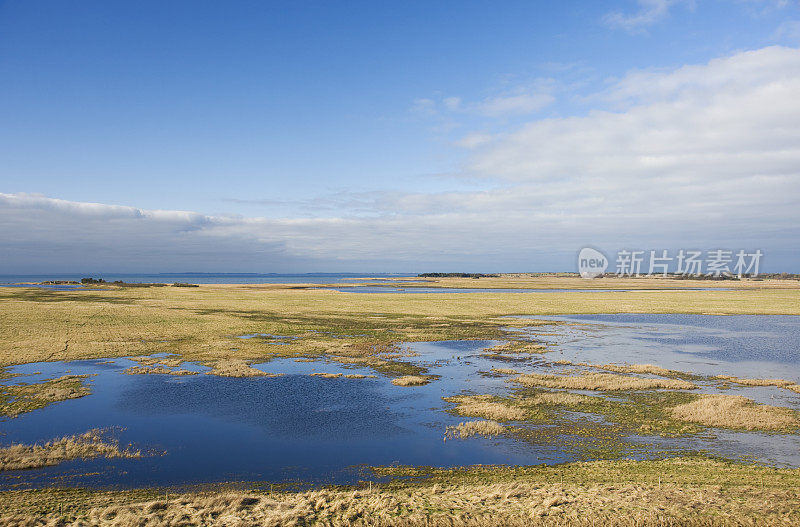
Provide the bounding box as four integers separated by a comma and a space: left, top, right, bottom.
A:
603, 0, 691, 33
775, 19, 800, 42
413, 79, 556, 121
477, 91, 555, 118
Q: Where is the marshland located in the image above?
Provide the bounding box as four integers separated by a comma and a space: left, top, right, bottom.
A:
1, 274, 800, 524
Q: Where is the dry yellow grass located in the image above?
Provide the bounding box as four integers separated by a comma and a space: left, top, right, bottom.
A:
670, 394, 800, 431
512, 372, 697, 391
490, 367, 520, 375
445, 420, 506, 439
0, 484, 786, 526
0, 375, 92, 417
531, 391, 595, 406
594, 363, 685, 377
718, 376, 800, 395
484, 341, 549, 354
444, 395, 526, 421
715, 374, 794, 387
0, 430, 140, 471
4, 483, 800, 526
129, 356, 184, 368
553, 360, 690, 378
391, 375, 430, 386
309, 372, 342, 379
1, 281, 798, 368
3, 457, 800, 525
204, 359, 281, 377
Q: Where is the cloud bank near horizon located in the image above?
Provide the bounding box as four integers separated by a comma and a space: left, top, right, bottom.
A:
2, 46, 800, 273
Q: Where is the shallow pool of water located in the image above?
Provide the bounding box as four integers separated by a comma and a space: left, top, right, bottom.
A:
0, 341, 560, 490
518, 314, 800, 381
0, 284, 84, 291
2, 314, 799, 489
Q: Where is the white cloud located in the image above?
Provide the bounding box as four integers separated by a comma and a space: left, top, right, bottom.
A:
469, 46, 800, 185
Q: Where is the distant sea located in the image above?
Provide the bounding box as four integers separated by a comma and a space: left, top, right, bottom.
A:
0, 273, 415, 285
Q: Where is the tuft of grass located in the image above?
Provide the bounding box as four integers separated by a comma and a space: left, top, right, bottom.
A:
715, 375, 800, 395
670, 394, 800, 431
129, 356, 185, 368
512, 372, 696, 391
204, 358, 282, 378
445, 420, 505, 439
123, 366, 197, 376
510, 388, 703, 438
443, 394, 527, 421
490, 367, 520, 375
530, 391, 595, 406
309, 372, 342, 379
0, 375, 92, 417
0, 429, 140, 471
391, 375, 431, 386
592, 363, 693, 379
484, 340, 549, 355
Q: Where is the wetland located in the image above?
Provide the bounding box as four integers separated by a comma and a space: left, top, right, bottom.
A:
1, 275, 800, 524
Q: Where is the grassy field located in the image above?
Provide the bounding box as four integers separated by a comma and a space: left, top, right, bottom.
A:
1, 276, 799, 368
1, 458, 799, 525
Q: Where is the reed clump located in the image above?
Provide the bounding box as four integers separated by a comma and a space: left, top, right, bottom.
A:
670, 394, 800, 431
531, 391, 595, 406
391, 375, 431, 386
444, 394, 526, 421
0, 375, 91, 417
512, 372, 696, 391
715, 374, 800, 393
484, 341, 549, 354
490, 367, 520, 375
0, 429, 140, 471
594, 363, 687, 377
123, 366, 197, 376
552, 360, 693, 378
445, 420, 506, 439
130, 356, 185, 368
204, 359, 281, 378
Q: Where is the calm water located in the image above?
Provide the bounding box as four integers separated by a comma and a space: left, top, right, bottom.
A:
1, 315, 799, 489
518, 314, 800, 381
0, 284, 84, 291
0, 341, 551, 490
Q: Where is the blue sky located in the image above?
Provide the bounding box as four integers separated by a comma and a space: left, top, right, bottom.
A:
1, 0, 800, 273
